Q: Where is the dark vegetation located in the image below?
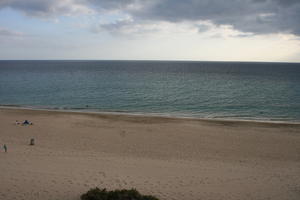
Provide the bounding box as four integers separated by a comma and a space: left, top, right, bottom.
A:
81, 188, 160, 200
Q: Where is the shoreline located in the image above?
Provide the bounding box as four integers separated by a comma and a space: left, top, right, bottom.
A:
1, 105, 300, 126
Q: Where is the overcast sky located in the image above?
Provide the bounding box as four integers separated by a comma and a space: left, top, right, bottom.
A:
0, 0, 299, 62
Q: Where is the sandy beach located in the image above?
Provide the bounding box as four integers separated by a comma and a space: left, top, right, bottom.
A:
0, 107, 299, 200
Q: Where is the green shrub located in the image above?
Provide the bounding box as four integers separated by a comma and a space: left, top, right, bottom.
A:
81, 187, 159, 200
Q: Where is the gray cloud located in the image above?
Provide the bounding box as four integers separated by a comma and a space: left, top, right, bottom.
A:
0, 0, 91, 17
91, 18, 161, 37
0, 27, 23, 37
91, 19, 133, 34
0, 0, 300, 35
85, 0, 136, 10
129, 0, 300, 35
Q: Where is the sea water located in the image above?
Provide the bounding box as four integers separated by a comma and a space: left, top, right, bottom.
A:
0, 60, 299, 122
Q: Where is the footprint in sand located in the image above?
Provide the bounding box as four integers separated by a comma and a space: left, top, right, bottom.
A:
120, 131, 126, 138
129, 180, 135, 185
98, 171, 106, 177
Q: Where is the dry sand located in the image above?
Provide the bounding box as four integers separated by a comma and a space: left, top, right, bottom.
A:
0, 107, 299, 200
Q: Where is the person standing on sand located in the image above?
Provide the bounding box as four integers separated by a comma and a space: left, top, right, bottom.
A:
3, 144, 7, 153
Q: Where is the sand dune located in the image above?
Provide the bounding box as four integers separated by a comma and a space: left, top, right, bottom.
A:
0, 108, 299, 200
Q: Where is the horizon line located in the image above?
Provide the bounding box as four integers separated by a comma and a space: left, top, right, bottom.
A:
0, 59, 299, 64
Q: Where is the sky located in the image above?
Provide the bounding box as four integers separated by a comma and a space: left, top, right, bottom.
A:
0, 0, 300, 62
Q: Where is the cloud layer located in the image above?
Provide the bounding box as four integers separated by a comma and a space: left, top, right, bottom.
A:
0, 0, 300, 36
0, 27, 23, 37
0, 0, 92, 17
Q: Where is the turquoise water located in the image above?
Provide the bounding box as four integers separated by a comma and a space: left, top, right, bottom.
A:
0, 60, 300, 121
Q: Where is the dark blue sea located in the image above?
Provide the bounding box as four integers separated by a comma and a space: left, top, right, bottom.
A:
0, 60, 300, 122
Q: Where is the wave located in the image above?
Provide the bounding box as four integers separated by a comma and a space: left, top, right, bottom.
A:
1, 104, 300, 124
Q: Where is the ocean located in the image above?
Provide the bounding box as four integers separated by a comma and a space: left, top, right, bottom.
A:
0, 60, 300, 122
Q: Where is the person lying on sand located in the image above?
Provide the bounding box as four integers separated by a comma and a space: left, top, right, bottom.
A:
23, 120, 29, 125
22, 120, 33, 125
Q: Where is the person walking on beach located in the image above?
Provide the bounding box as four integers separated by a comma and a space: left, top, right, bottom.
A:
3, 144, 7, 153
30, 138, 35, 146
